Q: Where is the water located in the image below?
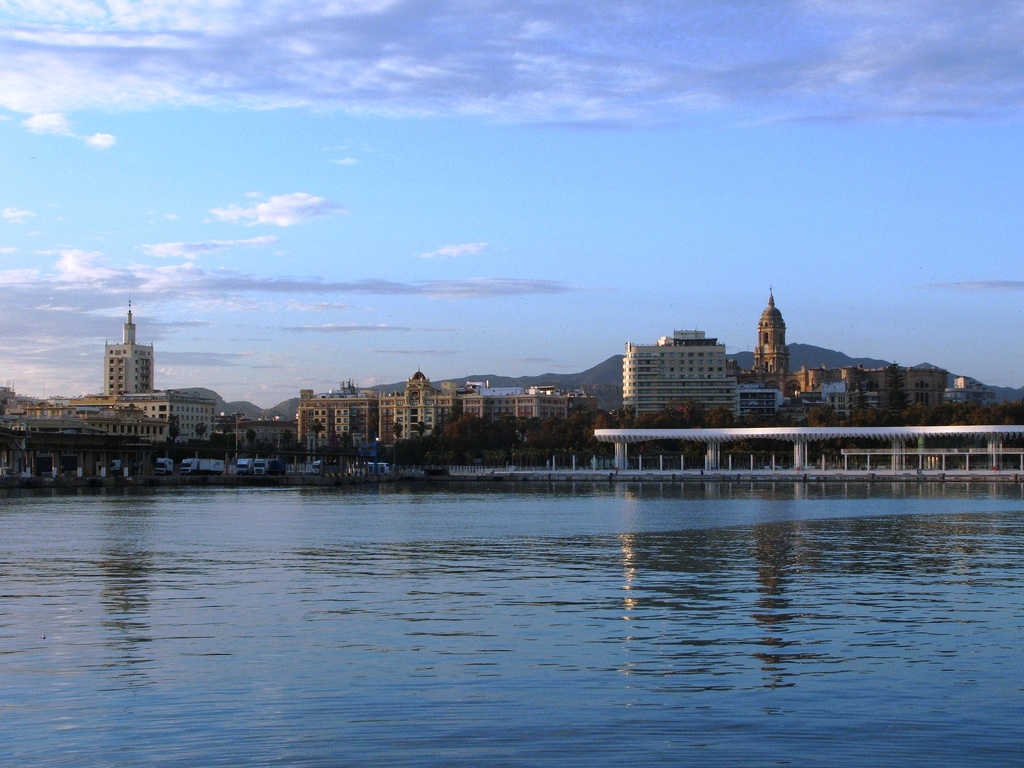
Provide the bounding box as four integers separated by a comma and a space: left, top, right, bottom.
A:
3, 482, 1024, 766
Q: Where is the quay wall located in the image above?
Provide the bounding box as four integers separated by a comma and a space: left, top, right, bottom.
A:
3, 468, 1024, 491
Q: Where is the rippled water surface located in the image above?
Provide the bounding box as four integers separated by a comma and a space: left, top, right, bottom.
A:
3, 482, 1024, 767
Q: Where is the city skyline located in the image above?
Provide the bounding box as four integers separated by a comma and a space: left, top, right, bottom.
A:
2, 2, 1023, 407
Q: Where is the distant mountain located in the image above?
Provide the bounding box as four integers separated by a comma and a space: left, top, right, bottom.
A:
729, 343, 892, 372
374, 355, 627, 411
180, 343, 1024, 419
177, 388, 266, 419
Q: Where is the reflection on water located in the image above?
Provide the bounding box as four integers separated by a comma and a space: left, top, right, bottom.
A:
1, 483, 1024, 767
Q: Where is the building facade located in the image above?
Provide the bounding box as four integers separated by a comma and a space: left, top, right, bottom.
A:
378, 372, 456, 444
752, 292, 789, 377
73, 391, 216, 441
458, 383, 572, 422
623, 330, 738, 415
297, 385, 379, 449
104, 305, 154, 396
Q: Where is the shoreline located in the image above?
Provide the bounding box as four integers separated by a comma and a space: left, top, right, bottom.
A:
3, 468, 1024, 490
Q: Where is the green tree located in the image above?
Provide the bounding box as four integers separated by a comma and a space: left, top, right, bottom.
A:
885, 364, 908, 412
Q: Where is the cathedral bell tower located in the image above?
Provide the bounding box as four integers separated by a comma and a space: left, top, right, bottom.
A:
753, 292, 789, 375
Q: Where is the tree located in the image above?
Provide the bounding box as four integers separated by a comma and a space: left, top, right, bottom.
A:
167, 415, 180, 442
194, 422, 207, 441
885, 364, 908, 412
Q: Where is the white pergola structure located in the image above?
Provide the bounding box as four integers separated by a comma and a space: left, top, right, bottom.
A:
594, 425, 1024, 472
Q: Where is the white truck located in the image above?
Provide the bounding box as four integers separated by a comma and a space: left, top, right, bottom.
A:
179, 458, 225, 476
154, 457, 174, 475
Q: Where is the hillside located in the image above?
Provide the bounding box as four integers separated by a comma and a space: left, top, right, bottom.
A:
729, 343, 892, 372
182, 343, 1024, 420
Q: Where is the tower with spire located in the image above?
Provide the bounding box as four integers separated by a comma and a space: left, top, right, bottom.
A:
753, 291, 789, 377
103, 302, 155, 396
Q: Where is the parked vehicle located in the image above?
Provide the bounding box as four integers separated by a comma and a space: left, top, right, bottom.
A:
179, 458, 225, 476
154, 457, 174, 475
252, 458, 287, 476
236, 458, 254, 475
368, 462, 390, 475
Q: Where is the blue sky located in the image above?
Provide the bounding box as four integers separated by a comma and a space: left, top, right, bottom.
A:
1, 1, 1023, 406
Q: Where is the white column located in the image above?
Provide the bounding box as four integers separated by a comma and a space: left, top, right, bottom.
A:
615, 441, 627, 470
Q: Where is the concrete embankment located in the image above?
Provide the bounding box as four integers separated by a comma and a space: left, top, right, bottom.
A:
3, 469, 1024, 491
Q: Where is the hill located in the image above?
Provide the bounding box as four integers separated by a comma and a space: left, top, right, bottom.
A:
374, 355, 627, 411
729, 343, 892, 371
182, 343, 1024, 420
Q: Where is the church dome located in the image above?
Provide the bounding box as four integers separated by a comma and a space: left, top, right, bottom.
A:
759, 293, 785, 327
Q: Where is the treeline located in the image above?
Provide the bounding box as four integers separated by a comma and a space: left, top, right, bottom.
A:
388, 398, 1024, 466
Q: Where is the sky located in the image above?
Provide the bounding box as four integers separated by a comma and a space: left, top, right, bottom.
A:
1, 1, 1023, 407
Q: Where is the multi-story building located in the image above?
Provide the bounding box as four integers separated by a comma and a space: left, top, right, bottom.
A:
789, 364, 947, 410
72, 391, 215, 441
297, 384, 379, 449
737, 384, 783, 418
623, 330, 738, 415
379, 372, 456, 444
21, 398, 168, 442
458, 382, 572, 422
944, 376, 996, 406
104, 304, 154, 396
236, 418, 298, 450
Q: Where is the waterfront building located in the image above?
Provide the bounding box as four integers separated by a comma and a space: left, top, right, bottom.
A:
623, 330, 738, 415
20, 398, 168, 442
378, 372, 456, 444
72, 391, 215, 441
458, 382, 573, 422
297, 384, 379, 449
104, 304, 154, 396
236, 417, 298, 450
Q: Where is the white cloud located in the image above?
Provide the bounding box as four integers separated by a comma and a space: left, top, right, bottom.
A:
142, 235, 278, 259
23, 112, 73, 135
1, 2, 1023, 123
3, 207, 36, 223
332, 157, 358, 166
85, 132, 116, 148
210, 193, 346, 227
418, 242, 489, 259
21, 112, 116, 147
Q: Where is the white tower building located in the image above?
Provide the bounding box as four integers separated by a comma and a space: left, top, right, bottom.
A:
103, 304, 154, 396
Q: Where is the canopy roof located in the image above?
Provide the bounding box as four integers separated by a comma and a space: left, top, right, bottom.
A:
594, 426, 1024, 445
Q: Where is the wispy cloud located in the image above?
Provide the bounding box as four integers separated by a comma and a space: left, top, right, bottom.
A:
374, 349, 459, 356
142, 235, 278, 259
159, 351, 248, 367
283, 324, 417, 333
3, 207, 35, 224
22, 112, 115, 147
418, 242, 488, 259
2, 250, 580, 302
210, 193, 346, 227
2, 2, 1023, 123
923, 280, 1024, 291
